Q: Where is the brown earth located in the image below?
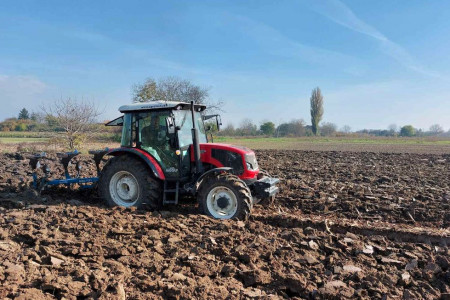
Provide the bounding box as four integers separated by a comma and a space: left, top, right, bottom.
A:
224, 138, 450, 154
0, 150, 449, 299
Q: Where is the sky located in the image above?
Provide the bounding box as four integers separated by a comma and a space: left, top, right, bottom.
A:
1, 0, 450, 131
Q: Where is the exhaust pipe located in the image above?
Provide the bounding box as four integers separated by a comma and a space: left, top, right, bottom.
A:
190, 101, 203, 174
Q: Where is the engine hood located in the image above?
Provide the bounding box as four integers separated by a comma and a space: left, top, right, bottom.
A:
199, 143, 255, 155
190, 143, 258, 180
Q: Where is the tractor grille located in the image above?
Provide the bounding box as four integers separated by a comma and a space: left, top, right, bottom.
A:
245, 153, 259, 171
212, 149, 244, 175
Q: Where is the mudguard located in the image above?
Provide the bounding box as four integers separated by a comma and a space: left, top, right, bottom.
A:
107, 148, 165, 180
195, 167, 232, 191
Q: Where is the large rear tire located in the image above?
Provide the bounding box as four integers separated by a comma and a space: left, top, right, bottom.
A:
198, 173, 252, 220
99, 156, 161, 209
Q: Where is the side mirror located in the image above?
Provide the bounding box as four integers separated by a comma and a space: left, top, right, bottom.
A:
216, 116, 222, 131
166, 116, 175, 134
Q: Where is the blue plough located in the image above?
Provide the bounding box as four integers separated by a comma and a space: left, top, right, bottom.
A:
29, 149, 109, 192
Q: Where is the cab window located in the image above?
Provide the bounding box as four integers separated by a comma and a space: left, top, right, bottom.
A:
138, 111, 178, 176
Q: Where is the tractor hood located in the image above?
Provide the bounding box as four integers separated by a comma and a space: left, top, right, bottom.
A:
191, 143, 259, 180
199, 143, 255, 156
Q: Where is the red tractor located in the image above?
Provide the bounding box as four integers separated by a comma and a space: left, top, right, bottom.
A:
31, 101, 279, 220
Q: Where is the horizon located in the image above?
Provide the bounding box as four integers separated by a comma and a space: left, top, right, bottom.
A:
1, 0, 450, 131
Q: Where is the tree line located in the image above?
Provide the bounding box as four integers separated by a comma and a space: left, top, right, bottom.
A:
356, 124, 450, 137
216, 119, 340, 137
214, 120, 450, 137
1, 77, 449, 150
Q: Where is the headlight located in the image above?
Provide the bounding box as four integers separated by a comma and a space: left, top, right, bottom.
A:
245, 153, 259, 170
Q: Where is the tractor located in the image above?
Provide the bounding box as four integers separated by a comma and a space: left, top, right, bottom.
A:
30, 101, 279, 220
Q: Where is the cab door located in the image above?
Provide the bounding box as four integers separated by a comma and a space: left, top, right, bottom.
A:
137, 111, 180, 178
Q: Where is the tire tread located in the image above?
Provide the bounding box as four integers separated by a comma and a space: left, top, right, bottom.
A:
98, 155, 161, 209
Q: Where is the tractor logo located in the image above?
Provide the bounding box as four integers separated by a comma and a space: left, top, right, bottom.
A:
166, 167, 178, 173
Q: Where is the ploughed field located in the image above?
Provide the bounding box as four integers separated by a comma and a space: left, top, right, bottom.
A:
0, 150, 449, 299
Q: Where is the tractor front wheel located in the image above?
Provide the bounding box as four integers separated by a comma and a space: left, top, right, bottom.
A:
99, 156, 161, 209
198, 173, 252, 220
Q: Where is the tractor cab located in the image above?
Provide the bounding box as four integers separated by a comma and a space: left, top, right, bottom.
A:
108, 101, 209, 179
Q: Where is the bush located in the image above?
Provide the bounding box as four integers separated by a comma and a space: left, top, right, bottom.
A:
15, 123, 28, 131
276, 119, 306, 137
400, 125, 416, 137
260, 122, 275, 135
112, 133, 122, 143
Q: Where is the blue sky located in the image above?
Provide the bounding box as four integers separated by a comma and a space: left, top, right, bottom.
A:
1, 0, 450, 131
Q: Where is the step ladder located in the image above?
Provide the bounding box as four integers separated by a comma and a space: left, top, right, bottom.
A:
163, 180, 179, 205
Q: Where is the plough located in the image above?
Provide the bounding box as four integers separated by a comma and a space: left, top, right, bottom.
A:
29, 149, 109, 191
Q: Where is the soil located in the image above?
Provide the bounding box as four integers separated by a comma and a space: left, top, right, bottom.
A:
0, 150, 449, 299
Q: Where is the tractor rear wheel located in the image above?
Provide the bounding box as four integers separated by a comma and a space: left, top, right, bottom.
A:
198, 173, 252, 220
99, 156, 161, 209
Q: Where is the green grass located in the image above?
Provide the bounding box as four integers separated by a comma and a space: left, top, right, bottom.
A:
0, 137, 49, 143
0, 131, 117, 143
0, 131, 53, 138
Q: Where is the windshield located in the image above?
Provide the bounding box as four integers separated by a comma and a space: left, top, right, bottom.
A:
174, 110, 207, 148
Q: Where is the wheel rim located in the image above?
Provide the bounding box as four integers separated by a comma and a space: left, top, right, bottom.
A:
109, 171, 140, 207
206, 186, 238, 219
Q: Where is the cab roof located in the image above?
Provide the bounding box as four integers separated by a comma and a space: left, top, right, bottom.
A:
119, 101, 206, 113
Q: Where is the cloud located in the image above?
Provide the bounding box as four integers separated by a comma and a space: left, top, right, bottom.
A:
64, 28, 203, 74
0, 75, 47, 96
65, 30, 113, 44
303, 0, 446, 80
230, 14, 363, 71
305, 0, 387, 42
0, 75, 48, 120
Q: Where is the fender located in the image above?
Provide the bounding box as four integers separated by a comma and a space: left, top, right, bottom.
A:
107, 148, 165, 180
194, 167, 232, 192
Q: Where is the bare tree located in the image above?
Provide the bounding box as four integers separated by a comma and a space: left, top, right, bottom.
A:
219, 123, 236, 136
31, 112, 46, 123
429, 124, 444, 135
310, 87, 324, 136
276, 119, 306, 137
133, 76, 223, 112
320, 122, 337, 136
341, 125, 352, 133
42, 98, 102, 150
238, 119, 258, 136
388, 124, 398, 136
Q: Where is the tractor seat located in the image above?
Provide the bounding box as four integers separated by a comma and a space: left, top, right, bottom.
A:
141, 125, 154, 145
